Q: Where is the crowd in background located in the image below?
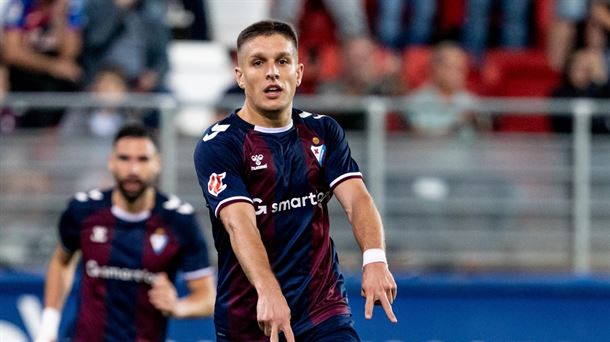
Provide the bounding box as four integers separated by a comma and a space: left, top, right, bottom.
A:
0, 0, 609, 135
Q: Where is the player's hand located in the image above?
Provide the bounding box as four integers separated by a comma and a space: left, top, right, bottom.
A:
361, 262, 398, 323
256, 287, 295, 342
148, 273, 179, 316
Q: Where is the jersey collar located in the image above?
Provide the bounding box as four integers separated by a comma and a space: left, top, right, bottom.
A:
254, 120, 294, 133
111, 205, 151, 222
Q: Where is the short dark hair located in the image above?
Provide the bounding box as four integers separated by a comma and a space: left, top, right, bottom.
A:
113, 123, 158, 150
236, 20, 298, 52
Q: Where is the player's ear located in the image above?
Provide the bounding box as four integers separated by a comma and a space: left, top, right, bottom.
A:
152, 153, 161, 174
234, 66, 244, 89
296, 62, 304, 87
107, 152, 115, 173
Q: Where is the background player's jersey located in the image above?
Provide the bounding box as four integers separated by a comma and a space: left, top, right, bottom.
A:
194, 109, 362, 340
58, 189, 212, 342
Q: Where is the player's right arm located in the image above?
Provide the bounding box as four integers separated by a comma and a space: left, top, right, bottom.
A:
37, 247, 76, 342
219, 202, 295, 342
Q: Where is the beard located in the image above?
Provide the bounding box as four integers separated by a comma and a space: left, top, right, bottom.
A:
116, 177, 150, 203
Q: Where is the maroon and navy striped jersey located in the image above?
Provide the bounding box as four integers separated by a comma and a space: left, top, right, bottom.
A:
194, 109, 363, 340
58, 189, 212, 342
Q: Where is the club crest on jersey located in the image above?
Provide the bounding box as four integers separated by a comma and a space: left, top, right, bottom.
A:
208, 172, 227, 197
311, 144, 326, 166
250, 154, 268, 170
150, 228, 168, 255
90, 226, 108, 243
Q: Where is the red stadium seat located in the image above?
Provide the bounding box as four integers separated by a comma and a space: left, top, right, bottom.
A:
480, 49, 561, 133
402, 46, 432, 90
438, 0, 466, 34
534, 0, 553, 49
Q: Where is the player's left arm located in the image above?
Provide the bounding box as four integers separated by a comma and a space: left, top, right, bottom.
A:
148, 207, 215, 318
333, 178, 398, 323
148, 272, 215, 318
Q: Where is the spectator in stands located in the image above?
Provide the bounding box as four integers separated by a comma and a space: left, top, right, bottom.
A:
589, 0, 610, 75
271, 0, 368, 40
317, 36, 405, 129
2, 0, 84, 128
81, 0, 170, 124
0, 62, 17, 133
61, 64, 131, 136
376, 0, 437, 50
214, 49, 243, 122
462, 0, 532, 63
168, 0, 210, 40
551, 48, 610, 133
547, 0, 590, 71
271, 0, 373, 97
591, 0, 610, 31
405, 41, 486, 137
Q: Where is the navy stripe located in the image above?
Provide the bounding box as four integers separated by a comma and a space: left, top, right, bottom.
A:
104, 220, 145, 341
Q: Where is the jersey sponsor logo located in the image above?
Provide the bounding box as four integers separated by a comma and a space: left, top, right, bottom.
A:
253, 198, 267, 215
311, 144, 326, 166
85, 260, 157, 284
250, 154, 268, 170
202, 123, 230, 142
208, 172, 227, 197
90, 226, 108, 243
252, 191, 330, 216
150, 228, 168, 255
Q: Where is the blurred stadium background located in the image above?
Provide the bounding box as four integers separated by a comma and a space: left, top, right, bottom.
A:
1, 0, 610, 341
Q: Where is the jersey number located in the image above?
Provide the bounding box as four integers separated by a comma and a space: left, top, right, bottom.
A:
202, 123, 230, 142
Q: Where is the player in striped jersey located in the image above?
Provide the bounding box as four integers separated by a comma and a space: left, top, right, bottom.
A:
37, 124, 215, 341
194, 20, 397, 342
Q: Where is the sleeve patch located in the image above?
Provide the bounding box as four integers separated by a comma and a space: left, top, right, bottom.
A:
207, 172, 227, 197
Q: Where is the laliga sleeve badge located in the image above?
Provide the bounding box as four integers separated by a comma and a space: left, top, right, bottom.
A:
208, 172, 227, 196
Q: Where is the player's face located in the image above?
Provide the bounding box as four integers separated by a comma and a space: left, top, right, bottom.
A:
235, 33, 303, 116
108, 137, 160, 203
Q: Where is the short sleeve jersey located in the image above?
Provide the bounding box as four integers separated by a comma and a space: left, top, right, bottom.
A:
193, 109, 362, 340
58, 188, 211, 342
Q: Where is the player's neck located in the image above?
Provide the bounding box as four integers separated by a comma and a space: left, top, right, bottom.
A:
112, 187, 155, 214
237, 102, 292, 128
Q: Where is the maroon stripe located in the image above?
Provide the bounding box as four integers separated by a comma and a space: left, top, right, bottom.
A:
135, 214, 176, 341
226, 262, 265, 340
242, 130, 279, 260
296, 123, 350, 324
225, 130, 278, 338
75, 209, 115, 341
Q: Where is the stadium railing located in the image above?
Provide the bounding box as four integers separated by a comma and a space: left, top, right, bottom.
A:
1, 94, 609, 274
